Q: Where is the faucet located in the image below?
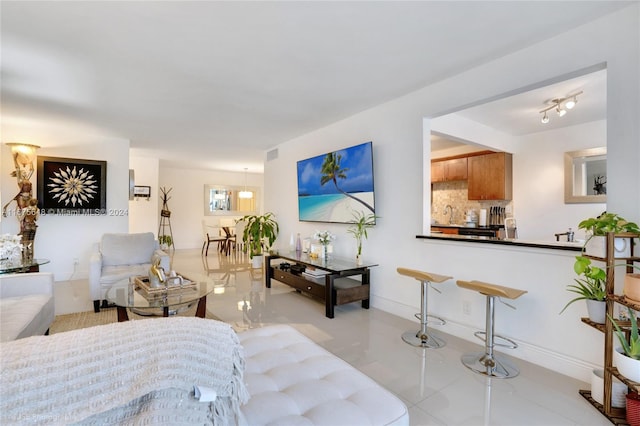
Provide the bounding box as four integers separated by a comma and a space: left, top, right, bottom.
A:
444, 205, 454, 224
554, 228, 575, 242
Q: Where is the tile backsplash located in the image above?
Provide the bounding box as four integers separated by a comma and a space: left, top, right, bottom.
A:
431, 180, 512, 225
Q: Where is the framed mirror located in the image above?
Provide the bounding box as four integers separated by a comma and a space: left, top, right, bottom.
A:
204, 184, 258, 215
564, 147, 606, 204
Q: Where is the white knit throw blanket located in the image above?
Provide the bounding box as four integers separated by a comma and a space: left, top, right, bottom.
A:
0, 317, 249, 425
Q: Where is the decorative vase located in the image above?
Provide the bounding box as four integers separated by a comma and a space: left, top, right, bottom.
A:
586, 299, 606, 324
614, 347, 640, 383
356, 254, 362, 265
322, 244, 328, 261
585, 235, 631, 258
624, 274, 640, 303
251, 254, 264, 269
591, 368, 627, 408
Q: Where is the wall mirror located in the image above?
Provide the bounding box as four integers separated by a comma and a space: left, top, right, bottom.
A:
564, 147, 606, 204
204, 184, 258, 215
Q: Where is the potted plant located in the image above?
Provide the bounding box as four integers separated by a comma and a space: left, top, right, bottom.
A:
579, 212, 639, 258
158, 235, 173, 250
625, 272, 640, 303
610, 307, 640, 383
560, 255, 606, 323
239, 212, 279, 268
346, 211, 378, 264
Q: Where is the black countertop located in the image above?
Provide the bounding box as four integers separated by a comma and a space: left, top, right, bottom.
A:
417, 233, 582, 252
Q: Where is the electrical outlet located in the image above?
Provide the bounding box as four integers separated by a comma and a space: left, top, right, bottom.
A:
463, 300, 471, 315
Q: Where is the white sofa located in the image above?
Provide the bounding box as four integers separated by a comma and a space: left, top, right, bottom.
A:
0, 272, 55, 342
89, 232, 170, 312
239, 324, 409, 425
0, 319, 409, 425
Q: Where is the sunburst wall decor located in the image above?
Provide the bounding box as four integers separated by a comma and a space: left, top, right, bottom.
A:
37, 156, 107, 215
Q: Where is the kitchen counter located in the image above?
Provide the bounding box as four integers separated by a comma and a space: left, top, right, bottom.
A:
431, 224, 502, 237
418, 233, 582, 252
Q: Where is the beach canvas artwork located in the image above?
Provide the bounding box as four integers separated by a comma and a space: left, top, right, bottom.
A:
297, 141, 375, 223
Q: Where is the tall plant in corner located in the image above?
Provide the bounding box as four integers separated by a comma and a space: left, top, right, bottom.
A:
239, 212, 279, 259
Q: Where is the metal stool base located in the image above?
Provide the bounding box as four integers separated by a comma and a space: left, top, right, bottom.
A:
402, 330, 446, 349
461, 351, 520, 378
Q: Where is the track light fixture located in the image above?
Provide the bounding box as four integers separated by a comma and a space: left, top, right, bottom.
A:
541, 112, 549, 124
539, 91, 582, 124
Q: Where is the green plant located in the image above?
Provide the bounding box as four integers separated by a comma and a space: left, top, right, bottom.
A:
239, 212, 279, 258
578, 212, 640, 239
559, 255, 606, 314
346, 211, 378, 256
609, 307, 640, 360
158, 235, 172, 247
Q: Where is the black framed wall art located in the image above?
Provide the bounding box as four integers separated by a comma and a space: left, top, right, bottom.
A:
37, 156, 107, 214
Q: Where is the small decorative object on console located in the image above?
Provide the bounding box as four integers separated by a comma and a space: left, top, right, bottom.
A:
290, 264, 306, 274
313, 230, 335, 245
313, 230, 335, 260
135, 274, 196, 295
279, 262, 291, 271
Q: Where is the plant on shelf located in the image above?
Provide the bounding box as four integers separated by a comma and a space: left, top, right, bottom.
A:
609, 307, 640, 383
346, 211, 378, 259
610, 307, 640, 360
577, 212, 639, 263
560, 255, 606, 322
239, 212, 279, 259
158, 235, 173, 249
578, 212, 639, 241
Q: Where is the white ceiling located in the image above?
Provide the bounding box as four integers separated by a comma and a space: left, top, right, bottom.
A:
432, 67, 607, 151
0, 1, 625, 172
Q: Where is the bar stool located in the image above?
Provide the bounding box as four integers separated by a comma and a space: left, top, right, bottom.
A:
456, 280, 527, 378
398, 267, 452, 348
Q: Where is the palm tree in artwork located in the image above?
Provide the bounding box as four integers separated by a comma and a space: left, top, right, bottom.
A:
320, 152, 375, 213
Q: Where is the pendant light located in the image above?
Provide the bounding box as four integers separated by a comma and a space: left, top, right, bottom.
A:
239, 168, 253, 199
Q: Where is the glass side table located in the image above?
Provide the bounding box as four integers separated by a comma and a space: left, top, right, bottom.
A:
0, 258, 50, 274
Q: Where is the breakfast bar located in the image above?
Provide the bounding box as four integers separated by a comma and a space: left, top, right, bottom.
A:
418, 233, 582, 252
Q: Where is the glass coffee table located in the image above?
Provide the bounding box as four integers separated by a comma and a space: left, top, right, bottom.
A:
106, 276, 215, 322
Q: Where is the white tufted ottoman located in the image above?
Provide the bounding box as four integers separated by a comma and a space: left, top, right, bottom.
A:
238, 325, 409, 426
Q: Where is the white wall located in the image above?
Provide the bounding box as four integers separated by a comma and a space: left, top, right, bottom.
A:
513, 120, 606, 241
1, 138, 130, 281
158, 167, 264, 249
264, 5, 639, 382
129, 156, 160, 235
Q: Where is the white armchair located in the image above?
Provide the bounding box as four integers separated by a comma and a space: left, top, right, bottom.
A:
0, 272, 55, 342
89, 232, 170, 312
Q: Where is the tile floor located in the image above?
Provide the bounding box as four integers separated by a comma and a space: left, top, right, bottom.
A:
61, 249, 611, 425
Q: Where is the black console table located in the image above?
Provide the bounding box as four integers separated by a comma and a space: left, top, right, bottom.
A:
265, 252, 378, 318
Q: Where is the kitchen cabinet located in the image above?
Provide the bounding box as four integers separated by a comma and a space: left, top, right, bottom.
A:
467, 152, 513, 200
431, 157, 468, 183
431, 161, 444, 182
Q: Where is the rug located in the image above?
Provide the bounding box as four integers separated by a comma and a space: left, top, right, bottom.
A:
50, 307, 222, 334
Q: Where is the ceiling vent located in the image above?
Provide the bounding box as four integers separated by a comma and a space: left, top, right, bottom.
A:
267, 148, 279, 161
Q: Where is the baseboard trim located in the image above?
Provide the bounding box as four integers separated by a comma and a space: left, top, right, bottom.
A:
372, 296, 597, 383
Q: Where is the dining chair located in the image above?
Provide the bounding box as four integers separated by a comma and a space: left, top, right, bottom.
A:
202, 221, 227, 256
